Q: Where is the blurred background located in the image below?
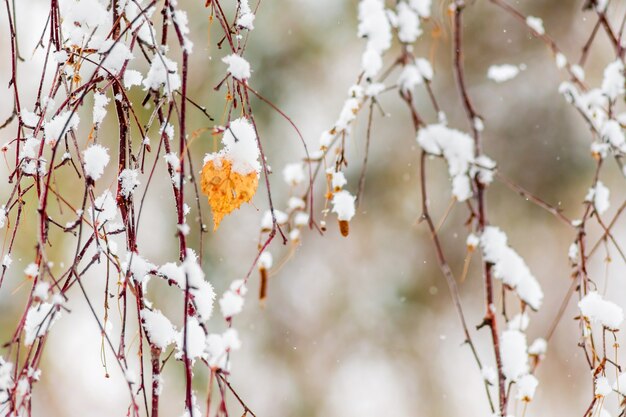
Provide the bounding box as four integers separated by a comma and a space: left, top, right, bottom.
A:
1, 0, 626, 416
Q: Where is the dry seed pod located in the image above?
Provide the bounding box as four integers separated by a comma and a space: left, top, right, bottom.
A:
259, 267, 268, 303
339, 219, 349, 237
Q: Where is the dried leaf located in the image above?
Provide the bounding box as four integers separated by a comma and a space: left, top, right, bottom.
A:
201, 157, 258, 230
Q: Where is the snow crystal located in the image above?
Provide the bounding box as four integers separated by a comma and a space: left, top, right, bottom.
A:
335, 98, 360, 132
571, 65, 585, 81
283, 163, 306, 186
526, 16, 545, 35
319, 130, 334, 148
24, 303, 60, 345
176, 318, 206, 361
294, 212, 309, 227
258, 251, 273, 269
358, 0, 392, 53
24, 263, 39, 278
487, 64, 521, 83
507, 313, 529, 331
396, 2, 421, 43
358, 0, 392, 77
261, 209, 288, 230
365, 82, 386, 97
417, 124, 476, 202
332, 190, 356, 221
205, 118, 260, 175
578, 291, 623, 330
601, 120, 626, 152
123, 69, 143, 89
143, 55, 181, 95
501, 329, 529, 382
288, 197, 305, 210
473, 155, 496, 185
480, 226, 543, 310
466, 233, 479, 249
182, 249, 215, 322
98, 40, 133, 76
415, 58, 433, 81
90, 190, 117, 224
516, 374, 538, 401
585, 181, 610, 215
220, 290, 244, 318
409, 0, 431, 17
596, 376, 612, 397
331, 171, 347, 190
158, 262, 185, 287
21, 110, 39, 128
361, 49, 383, 79
44, 111, 80, 145
398, 64, 423, 92
206, 332, 229, 369
93, 92, 109, 126
528, 338, 547, 356
290, 229, 301, 241
222, 54, 251, 81
33, 282, 50, 301
83, 144, 110, 180
237, 0, 255, 29
124, 253, 156, 286
141, 309, 177, 350
602, 60, 625, 100
118, 169, 140, 198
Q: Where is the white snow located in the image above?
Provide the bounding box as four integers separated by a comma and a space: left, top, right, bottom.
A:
585, 181, 610, 215
332, 190, 356, 221
501, 329, 529, 382
237, 0, 255, 30
204, 118, 260, 175
83, 144, 110, 180
141, 309, 177, 349
222, 54, 251, 81
526, 16, 545, 35
396, 2, 421, 43
44, 111, 80, 145
283, 163, 306, 186
90, 190, 117, 224
258, 251, 273, 269
480, 226, 543, 310
118, 169, 140, 198
596, 376, 612, 397
143, 55, 182, 95
261, 210, 288, 230
92, 92, 109, 126
123, 70, 143, 89
528, 338, 547, 356
24, 303, 60, 345
409, 0, 431, 17
331, 171, 347, 190
602, 60, 625, 100
21, 110, 39, 128
182, 249, 215, 322
358, 0, 392, 78
219, 290, 245, 318
487, 64, 521, 83
516, 374, 538, 401
578, 291, 623, 330
417, 124, 477, 202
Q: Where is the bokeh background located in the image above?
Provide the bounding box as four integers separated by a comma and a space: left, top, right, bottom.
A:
1, 0, 626, 416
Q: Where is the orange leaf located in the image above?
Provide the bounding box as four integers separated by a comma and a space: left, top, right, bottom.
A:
200, 157, 258, 230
